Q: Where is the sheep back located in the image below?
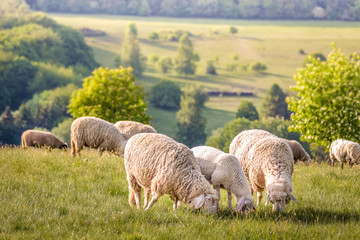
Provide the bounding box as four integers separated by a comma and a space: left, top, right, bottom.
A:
330, 139, 360, 166
21, 130, 67, 149
114, 120, 156, 140
286, 140, 311, 164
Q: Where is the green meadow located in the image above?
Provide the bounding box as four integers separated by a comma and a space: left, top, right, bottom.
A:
50, 14, 360, 137
0, 148, 359, 239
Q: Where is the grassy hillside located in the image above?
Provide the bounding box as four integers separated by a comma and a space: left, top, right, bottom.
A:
0, 147, 359, 239
50, 14, 360, 137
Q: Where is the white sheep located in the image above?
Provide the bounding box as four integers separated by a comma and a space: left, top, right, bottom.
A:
70, 116, 127, 157
191, 145, 255, 212
285, 140, 311, 165
330, 139, 360, 169
230, 129, 298, 212
114, 120, 156, 140
124, 133, 219, 213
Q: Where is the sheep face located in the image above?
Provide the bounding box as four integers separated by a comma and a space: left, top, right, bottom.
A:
266, 192, 298, 212
60, 143, 68, 149
190, 194, 219, 213
234, 197, 255, 213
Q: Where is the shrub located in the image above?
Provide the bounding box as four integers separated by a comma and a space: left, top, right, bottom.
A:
206, 60, 217, 75
249, 61, 267, 72
229, 26, 238, 34
149, 81, 182, 110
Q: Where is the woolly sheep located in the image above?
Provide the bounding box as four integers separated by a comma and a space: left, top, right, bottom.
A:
330, 139, 360, 169
230, 129, 298, 212
70, 117, 127, 157
114, 120, 156, 140
21, 130, 68, 149
285, 140, 311, 165
124, 133, 219, 213
191, 145, 255, 212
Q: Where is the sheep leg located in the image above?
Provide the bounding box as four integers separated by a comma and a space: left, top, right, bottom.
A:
250, 186, 254, 196
128, 175, 141, 209
214, 187, 221, 210
341, 162, 344, 169
257, 192, 263, 205
227, 191, 233, 211
144, 188, 151, 208
330, 153, 335, 167
145, 193, 161, 210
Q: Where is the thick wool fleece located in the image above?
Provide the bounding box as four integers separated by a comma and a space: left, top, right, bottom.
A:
21, 130, 67, 149
330, 139, 360, 168
114, 120, 156, 140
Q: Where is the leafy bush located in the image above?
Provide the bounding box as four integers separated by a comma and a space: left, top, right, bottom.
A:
149, 81, 182, 110
149, 54, 159, 63
149, 32, 159, 40
229, 26, 238, 34
156, 57, 173, 74
249, 61, 267, 72
236, 101, 259, 120
206, 60, 217, 75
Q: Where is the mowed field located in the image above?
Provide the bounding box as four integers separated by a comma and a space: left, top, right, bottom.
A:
0, 148, 359, 239
50, 14, 360, 138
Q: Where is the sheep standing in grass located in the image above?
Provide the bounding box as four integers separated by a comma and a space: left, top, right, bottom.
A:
124, 133, 218, 213
21, 130, 68, 149
285, 140, 311, 165
70, 117, 127, 157
330, 139, 360, 169
114, 120, 156, 140
191, 146, 255, 212
230, 129, 298, 212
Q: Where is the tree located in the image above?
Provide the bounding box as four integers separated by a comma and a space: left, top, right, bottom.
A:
229, 26, 238, 34
156, 57, 173, 74
149, 81, 182, 110
174, 34, 196, 76
206, 60, 217, 75
236, 101, 259, 121
138, 0, 151, 16
287, 46, 360, 148
121, 23, 145, 76
303, 52, 326, 67
260, 83, 290, 119
175, 86, 206, 147
68, 67, 151, 124
249, 61, 267, 72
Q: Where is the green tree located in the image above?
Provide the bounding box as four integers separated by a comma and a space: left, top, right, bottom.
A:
260, 83, 290, 119
156, 57, 173, 74
68, 67, 151, 124
229, 26, 238, 34
149, 81, 182, 110
249, 61, 267, 72
138, 0, 151, 16
303, 52, 326, 67
174, 34, 196, 76
236, 101, 259, 121
51, 118, 73, 145
175, 86, 206, 147
206, 60, 217, 75
287, 46, 360, 148
121, 23, 145, 76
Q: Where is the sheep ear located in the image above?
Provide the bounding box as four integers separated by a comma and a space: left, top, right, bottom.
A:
193, 194, 205, 209
289, 193, 298, 203
235, 197, 246, 212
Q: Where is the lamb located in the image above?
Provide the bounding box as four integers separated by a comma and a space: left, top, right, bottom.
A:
21, 129, 68, 149
114, 120, 156, 140
124, 133, 219, 213
330, 139, 360, 169
229, 129, 298, 212
191, 146, 255, 212
285, 140, 311, 165
70, 116, 127, 157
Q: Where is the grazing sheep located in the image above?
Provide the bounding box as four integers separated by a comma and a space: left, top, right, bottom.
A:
330, 139, 360, 169
114, 120, 156, 140
230, 129, 298, 212
192, 146, 255, 212
21, 130, 68, 149
124, 133, 219, 213
70, 117, 127, 157
285, 140, 311, 165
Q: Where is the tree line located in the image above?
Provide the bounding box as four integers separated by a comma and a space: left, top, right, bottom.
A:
23, 0, 360, 21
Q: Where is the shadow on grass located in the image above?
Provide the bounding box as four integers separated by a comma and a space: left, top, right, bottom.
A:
140, 39, 177, 51
215, 207, 360, 224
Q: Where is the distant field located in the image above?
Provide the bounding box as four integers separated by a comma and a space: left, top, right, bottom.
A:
0, 148, 359, 239
50, 14, 360, 137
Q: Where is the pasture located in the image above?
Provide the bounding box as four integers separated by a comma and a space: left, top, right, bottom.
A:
0, 147, 359, 239
50, 14, 360, 138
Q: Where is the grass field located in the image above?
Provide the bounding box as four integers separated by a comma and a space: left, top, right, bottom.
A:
50, 14, 360, 137
0, 147, 359, 239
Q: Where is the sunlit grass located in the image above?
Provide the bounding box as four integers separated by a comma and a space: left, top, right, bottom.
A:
0, 148, 359, 239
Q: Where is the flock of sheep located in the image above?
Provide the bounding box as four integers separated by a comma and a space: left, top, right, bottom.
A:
21, 116, 360, 213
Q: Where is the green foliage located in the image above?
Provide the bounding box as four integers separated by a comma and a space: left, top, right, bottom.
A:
206, 60, 217, 75
287, 46, 360, 148
229, 26, 238, 34
0, 0, 30, 17
51, 117, 73, 145
149, 53, 159, 63
174, 34, 196, 76
156, 57, 173, 74
249, 61, 267, 72
303, 52, 326, 67
206, 117, 307, 153
149, 80, 182, 110
231, 53, 239, 61
236, 101, 259, 121
0, 106, 22, 145
121, 23, 145, 76
68, 67, 151, 124
260, 83, 290, 120
113, 54, 121, 67
148, 32, 159, 40
137, 0, 151, 16
175, 86, 207, 147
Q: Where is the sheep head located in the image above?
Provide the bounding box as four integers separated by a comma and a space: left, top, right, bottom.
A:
191, 194, 219, 213
235, 197, 255, 213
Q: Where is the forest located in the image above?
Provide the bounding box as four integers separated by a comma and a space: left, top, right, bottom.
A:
24, 0, 360, 21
